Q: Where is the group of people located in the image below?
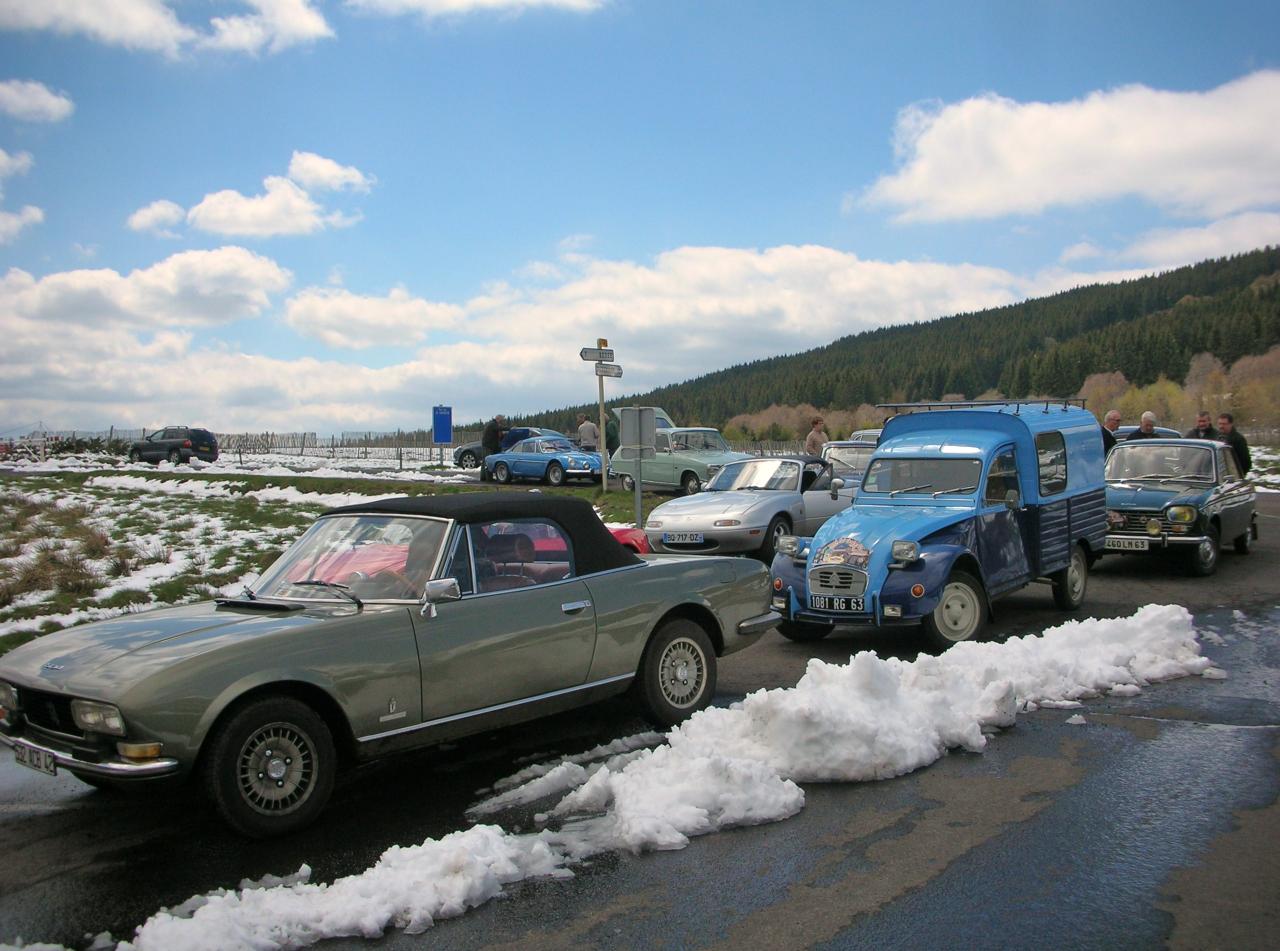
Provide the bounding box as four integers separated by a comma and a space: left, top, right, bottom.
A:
1101, 408, 1252, 474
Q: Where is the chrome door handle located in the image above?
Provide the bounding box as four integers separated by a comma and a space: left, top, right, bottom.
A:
561, 600, 592, 614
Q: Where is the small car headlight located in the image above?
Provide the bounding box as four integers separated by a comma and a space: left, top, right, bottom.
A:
70, 699, 126, 736
1167, 506, 1197, 524
645, 520, 662, 529
714, 519, 741, 527
777, 535, 800, 556
891, 540, 919, 562
0, 681, 17, 711
1146, 519, 1163, 537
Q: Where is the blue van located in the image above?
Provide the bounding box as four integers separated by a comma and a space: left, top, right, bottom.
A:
769, 401, 1108, 651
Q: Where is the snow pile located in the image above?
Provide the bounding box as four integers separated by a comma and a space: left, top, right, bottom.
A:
1, 604, 1216, 951
85, 475, 385, 510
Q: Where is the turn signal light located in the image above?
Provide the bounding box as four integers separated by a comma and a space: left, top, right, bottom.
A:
773, 578, 783, 591
116, 741, 163, 761
910, 583, 925, 598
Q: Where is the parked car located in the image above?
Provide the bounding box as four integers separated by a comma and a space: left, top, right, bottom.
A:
1114, 425, 1180, 442
128, 427, 219, 464
609, 427, 752, 495
611, 406, 678, 431
645, 456, 856, 561
1104, 438, 1256, 576
848, 428, 882, 443
0, 494, 776, 836
452, 427, 563, 469
485, 435, 602, 486
821, 439, 877, 480
769, 400, 1107, 651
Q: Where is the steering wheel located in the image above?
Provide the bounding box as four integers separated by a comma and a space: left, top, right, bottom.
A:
366, 570, 420, 600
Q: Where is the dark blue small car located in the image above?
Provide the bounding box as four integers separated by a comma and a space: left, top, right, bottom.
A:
1104, 438, 1256, 576
770, 401, 1108, 651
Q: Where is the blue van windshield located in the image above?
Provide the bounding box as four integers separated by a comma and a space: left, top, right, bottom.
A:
862, 458, 981, 496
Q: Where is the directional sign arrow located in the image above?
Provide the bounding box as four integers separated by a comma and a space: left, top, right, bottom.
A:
580, 347, 615, 362
595, 362, 623, 378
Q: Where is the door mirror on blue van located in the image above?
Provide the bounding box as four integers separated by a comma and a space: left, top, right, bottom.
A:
1004, 489, 1021, 509
829, 477, 845, 500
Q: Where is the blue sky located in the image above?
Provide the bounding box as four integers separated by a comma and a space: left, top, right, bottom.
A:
1, 0, 1278, 434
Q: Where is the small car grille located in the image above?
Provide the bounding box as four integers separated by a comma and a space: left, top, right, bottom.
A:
809, 566, 867, 596
17, 688, 84, 738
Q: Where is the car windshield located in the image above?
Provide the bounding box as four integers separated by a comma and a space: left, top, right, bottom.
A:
862, 458, 982, 496
824, 445, 874, 474
671, 430, 729, 452
706, 458, 800, 491
540, 439, 574, 452
253, 514, 450, 602
1105, 444, 1214, 482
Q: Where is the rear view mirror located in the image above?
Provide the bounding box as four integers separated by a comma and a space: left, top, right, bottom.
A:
1005, 489, 1021, 509
830, 477, 845, 500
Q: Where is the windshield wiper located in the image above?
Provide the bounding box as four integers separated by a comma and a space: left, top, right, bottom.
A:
292, 580, 364, 608
889, 483, 932, 497
1132, 472, 1177, 481
931, 484, 977, 497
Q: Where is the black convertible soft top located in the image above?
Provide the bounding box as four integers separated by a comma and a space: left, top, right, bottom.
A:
322, 493, 643, 575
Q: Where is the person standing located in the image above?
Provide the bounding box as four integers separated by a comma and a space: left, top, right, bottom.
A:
1128, 412, 1161, 440
1185, 411, 1217, 440
1216, 412, 1252, 474
1101, 409, 1121, 454
803, 416, 827, 456
605, 415, 620, 456
577, 413, 599, 452
479, 414, 507, 481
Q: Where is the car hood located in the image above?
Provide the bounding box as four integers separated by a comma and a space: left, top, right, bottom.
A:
653, 491, 782, 520
0, 600, 343, 695
808, 502, 974, 575
561, 452, 602, 468
1106, 481, 1210, 510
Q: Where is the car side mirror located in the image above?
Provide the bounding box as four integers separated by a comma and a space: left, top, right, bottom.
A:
829, 477, 845, 500
1004, 489, 1021, 510
420, 578, 461, 617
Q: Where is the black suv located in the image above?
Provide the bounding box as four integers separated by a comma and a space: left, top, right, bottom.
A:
129, 427, 219, 465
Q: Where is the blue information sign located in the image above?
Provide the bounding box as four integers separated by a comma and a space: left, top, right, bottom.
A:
432, 405, 453, 444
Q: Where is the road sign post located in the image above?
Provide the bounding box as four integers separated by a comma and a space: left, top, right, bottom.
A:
618, 407, 657, 528
581, 338, 621, 493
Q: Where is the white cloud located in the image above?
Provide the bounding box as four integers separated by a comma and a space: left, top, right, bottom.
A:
0, 146, 33, 187
1119, 212, 1280, 269
0, 205, 42, 243
285, 286, 463, 348
0, 0, 330, 58
187, 176, 335, 236
0, 0, 197, 57
0, 79, 74, 122
346, 0, 605, 20
287, 151, 374, 192
860, 70, 1280, 222
200, 0, 333, 55
1059, 241, 1102, 264
127, 199, 185, 237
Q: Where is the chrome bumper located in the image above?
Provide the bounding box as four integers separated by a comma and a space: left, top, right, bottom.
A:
1106, 533, 1209, 549
0, 730, 180, 779
737, 610, 781, 637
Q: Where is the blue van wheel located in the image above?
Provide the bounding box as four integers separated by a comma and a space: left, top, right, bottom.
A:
921, 571, 986, 651
1052, 545, 1088, 610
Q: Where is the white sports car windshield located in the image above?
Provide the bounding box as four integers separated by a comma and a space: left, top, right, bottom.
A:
707, 459, 800, 492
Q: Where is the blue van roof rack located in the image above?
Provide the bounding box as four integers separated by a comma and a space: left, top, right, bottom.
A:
876, 398, 1087, 415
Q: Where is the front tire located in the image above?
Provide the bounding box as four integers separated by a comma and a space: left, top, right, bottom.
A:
458, 450, 478, 469
204, 696, 336, 838
1233, 520, 1253, 555
621, 474, 636, 492
680, 471, 701, 495
777, 619, 833, 642
920, 570, 987, 652
545, 462, 565, 486
128, 449, 142, 463
493, 462, 511, 484
760, 515, 790, 563
635, 619, 716, 727
1188, 524, 1220, 577
1051, 544, 1088, 610
167, 449, 181, 465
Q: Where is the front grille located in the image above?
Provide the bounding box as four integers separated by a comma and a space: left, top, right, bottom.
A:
809, 566, 867, 596
663, 540, 719, 552
1111, 512, 1172, 534
17, 688, 84, 738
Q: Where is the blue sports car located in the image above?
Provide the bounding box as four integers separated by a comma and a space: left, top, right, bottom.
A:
484, 436, 603, 486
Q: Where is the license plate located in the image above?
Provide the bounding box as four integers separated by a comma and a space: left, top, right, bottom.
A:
809, 594, 864, 612
662, 532, 704, 544
13, 741, 57, 776
1106, 537, 1149, 551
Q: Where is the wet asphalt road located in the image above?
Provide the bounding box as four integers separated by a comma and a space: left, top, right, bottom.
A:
0, 499, 1277, 950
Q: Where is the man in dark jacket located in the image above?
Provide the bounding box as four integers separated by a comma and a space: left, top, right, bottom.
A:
1184, 411, 1217, 440
1101, 409, 1121, 454
479, 414, 507, 481
1128, 411, 1161, 440
1216, 413, 1252, 475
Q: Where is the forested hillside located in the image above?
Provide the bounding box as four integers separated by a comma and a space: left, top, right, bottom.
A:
517, 248, 1280, 429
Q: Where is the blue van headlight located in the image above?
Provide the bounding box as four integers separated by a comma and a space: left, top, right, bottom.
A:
777, 535, 800, 556
891, 540, 919, 563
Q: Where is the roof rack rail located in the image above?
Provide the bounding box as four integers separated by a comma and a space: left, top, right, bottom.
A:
876, 398, 1087, 415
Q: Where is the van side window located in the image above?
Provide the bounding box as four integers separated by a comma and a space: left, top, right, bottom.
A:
1035, 431, 1068, 495
984, 451, 1021, 505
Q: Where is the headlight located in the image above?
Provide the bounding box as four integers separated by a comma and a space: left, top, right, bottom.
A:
70, 699, 125, 736
891, 540, 920, 562
714, 519, 741, 527
777, 535, 800, 556
0, 681, 16, 711
1167, 506, 1197, 524
645, 520, 662, 529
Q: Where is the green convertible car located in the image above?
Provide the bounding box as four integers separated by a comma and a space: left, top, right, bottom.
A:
0, 494, 776, 837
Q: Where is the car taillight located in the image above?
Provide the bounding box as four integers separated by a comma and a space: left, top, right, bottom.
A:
183, 439, 192, 447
